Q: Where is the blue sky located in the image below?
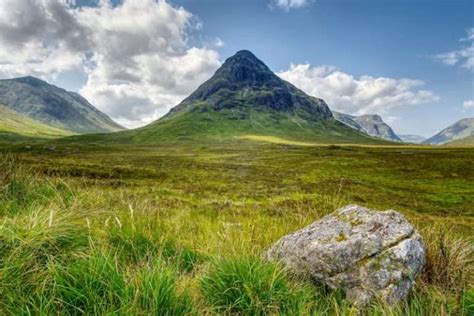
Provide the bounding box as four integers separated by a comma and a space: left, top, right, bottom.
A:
176, 0, 474, 137
0, 0, 472, 137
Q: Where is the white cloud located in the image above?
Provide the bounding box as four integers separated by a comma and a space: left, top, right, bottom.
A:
463, 100, 474, 111
278, 64, 439, 115
0, 0, 221, 128
214, 37, 225, 47
270, 0, 313, 11
434, 27, 474, 70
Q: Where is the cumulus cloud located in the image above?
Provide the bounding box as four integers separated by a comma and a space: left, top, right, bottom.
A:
0, 0, 87, 77
278, 64, 439, 115
270, 0, 313, 11
463, 100, 474, 112
434, 27, 474, 70
0, 0, 221, 128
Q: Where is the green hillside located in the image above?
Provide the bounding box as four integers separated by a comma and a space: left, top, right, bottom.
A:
65, 50, 387, 145
0, 104, 73, 139
0, 76, 124, 134
444, 134, 474, 146
124, 105, 384, 144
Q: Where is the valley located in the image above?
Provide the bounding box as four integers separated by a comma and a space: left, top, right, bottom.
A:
0, 47, 472, 315
0, 138, 472, 314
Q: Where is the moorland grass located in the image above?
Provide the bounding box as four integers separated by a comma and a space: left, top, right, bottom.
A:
201, 256, 316, 315
0, 141, 472, 315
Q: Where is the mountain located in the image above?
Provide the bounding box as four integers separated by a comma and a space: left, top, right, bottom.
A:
332, 112, 401, 141
398, 134, 426, 144
444, 135, 474, 146
0, 76, 123, 134
114, 50, 383, 144
0, 104, 72, 139
423, 118, 474, 145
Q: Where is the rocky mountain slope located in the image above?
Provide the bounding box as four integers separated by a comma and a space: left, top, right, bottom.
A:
423, 118, 473, 145
0, 76, 123, 134
109, 50, 383, 144
332, 112, 401, 141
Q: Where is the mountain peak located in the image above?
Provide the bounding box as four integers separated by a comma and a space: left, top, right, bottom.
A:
214, 49, 276, 84
358, 114, 383, 122
182, 50, 289, 105
10, 76, 49, 88
161, 49, 336, 125
233, 49, 258, 58
333, 111, 401, 141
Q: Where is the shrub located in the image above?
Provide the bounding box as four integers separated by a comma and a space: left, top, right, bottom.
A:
200, 256, 314, 315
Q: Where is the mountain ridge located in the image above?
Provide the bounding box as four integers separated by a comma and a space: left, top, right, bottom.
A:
0, 76, 124, 134
398, 134, 426, 144
332, 111, 401, 141
423, 118, 474, 145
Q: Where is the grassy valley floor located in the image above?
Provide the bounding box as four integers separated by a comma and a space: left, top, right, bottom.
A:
0, 139, 472, 314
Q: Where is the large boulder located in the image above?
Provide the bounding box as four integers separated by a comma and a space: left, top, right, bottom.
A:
266, 205, 425, 306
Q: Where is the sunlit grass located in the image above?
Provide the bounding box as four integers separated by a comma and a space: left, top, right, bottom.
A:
0, 142, 472, 314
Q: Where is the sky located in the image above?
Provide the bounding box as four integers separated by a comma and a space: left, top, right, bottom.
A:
0, 0, 472, 137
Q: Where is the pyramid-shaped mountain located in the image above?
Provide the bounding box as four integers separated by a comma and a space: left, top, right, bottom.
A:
164, 50, 331, 120
102, 50, 383, 144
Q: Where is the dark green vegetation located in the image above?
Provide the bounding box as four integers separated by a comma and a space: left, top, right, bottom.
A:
0, 76, 123, 134
64, 50, 384, 145
0, 104, 72, 140
0, 139, 472, 315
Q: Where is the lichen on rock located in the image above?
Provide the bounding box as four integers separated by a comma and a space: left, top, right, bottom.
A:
266, 204, 425, 306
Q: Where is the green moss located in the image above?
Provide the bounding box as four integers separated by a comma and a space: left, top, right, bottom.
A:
350, 219, 364, 227
336, 233, 348, 242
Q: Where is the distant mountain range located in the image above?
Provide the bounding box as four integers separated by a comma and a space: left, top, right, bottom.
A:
423, 118, 474, 145
332, 112, 401, 141
0, 76, 123, 134
398, 134, 426, 144
0, 52, 471, 147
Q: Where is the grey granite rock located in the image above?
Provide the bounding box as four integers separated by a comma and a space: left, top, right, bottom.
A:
266, 205, 425, 306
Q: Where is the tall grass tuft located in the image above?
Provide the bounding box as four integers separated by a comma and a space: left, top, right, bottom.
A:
108, 207, 204, 272
0, 154, 74, 216
0, 209, 90, 313
128, 264, 194, 315
51, 250, 126, 314
200, 256, 315, 315
421, 227, 473, 295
